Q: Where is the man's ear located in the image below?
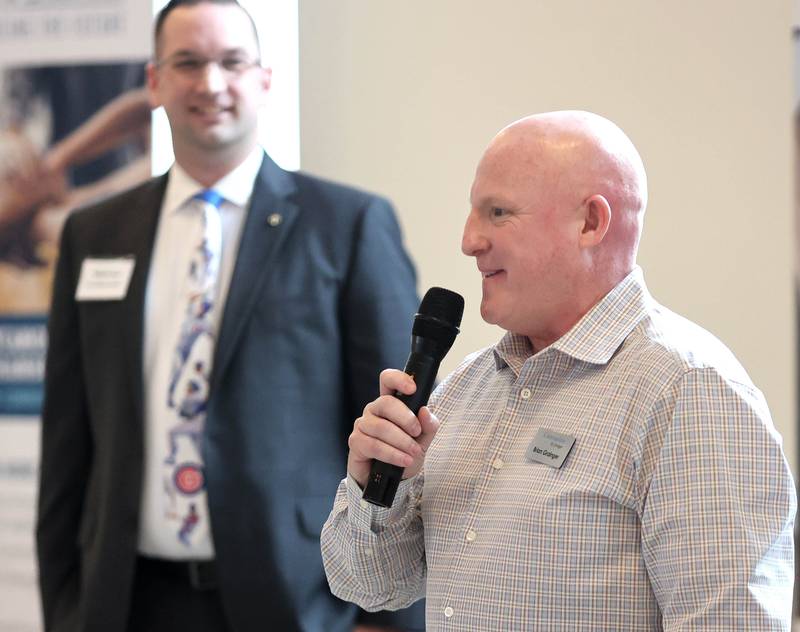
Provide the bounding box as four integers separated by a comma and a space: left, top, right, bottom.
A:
145, 62, 162, 109
578, 194, 611, 249
258, 66, 273, 105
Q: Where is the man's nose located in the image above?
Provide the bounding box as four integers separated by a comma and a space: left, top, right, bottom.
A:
461, 210, 487, 256
197, 61, 226, 94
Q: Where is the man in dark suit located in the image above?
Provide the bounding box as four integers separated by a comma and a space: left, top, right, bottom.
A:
35, 1, 424, 631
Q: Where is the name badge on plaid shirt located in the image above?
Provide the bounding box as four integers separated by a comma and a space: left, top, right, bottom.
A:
526, 428, 576, 468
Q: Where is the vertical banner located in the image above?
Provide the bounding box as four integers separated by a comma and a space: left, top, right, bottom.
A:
0, 3, 152, 631
0, 1, 298, 630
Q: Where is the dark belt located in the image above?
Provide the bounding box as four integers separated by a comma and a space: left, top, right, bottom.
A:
137, 555, 219, 590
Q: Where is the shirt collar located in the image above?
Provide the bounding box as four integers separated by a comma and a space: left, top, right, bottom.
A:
492, 332, 533, 374
161, 146, 264, 215
493, 266, 652, 371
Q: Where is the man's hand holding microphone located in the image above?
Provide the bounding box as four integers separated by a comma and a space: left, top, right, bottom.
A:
352, 287, 464, 508
347, 369, 441, 489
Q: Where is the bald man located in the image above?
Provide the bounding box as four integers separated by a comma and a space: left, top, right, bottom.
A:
320, 111, 796, 630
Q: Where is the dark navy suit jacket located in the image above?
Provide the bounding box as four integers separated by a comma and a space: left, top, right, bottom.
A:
36, 153, 425, 631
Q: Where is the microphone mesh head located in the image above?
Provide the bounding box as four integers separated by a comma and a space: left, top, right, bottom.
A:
418, 287, 464, 328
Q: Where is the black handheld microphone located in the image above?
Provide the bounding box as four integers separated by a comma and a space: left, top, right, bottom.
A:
362, 287, 464, 508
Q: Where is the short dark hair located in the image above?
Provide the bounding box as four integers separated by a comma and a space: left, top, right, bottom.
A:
153, 0, 261, 59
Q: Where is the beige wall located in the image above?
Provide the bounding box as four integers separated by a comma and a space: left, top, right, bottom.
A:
298, 1, 796, 473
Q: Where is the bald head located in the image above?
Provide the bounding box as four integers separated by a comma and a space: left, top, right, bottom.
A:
463, 111, 649, 349
484, 111, 646, 276
496, 110, 647, 228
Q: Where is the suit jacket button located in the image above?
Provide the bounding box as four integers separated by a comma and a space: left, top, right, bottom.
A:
267, 213, 283, 227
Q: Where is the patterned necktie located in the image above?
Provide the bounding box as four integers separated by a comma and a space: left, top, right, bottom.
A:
163, 189, 223, 548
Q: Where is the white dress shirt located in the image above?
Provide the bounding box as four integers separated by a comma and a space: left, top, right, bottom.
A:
138, 147, 263, 558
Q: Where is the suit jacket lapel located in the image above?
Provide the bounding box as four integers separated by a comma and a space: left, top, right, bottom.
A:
212, 153, 299, 387
122, 175, 168, 428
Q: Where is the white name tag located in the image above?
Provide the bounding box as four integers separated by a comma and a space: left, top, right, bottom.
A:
75, 257, 135, 301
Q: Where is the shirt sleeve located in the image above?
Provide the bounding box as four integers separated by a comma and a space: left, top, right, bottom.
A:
321, 472, 427, 612
639, 367, 796, 630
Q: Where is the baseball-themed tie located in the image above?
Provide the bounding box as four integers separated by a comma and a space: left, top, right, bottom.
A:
163, 189, 223, 548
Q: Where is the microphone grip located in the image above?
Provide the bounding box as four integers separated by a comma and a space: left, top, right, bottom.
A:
361, 352, 439, 508
395, 352, 438, 414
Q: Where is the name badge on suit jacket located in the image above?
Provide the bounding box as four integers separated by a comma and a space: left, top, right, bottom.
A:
75, 257, 135, 301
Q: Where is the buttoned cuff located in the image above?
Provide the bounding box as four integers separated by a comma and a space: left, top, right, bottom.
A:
346, 473, 417, 533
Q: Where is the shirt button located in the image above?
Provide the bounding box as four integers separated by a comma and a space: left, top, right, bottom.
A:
492, 457, 504, 470
360, 499, 369, 509
364, 548, 373, 556
444, 606, 454, 618
520, 387, 532, 399
465, 529, 476, 542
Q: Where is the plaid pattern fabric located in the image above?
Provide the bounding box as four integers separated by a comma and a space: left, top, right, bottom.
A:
322, 267, 796, 631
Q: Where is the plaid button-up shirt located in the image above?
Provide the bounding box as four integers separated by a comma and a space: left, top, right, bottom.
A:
322, 267, 795, 631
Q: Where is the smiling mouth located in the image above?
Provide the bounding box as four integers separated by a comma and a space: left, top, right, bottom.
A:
483, 270, 502, 278
191, 105, 230, 116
